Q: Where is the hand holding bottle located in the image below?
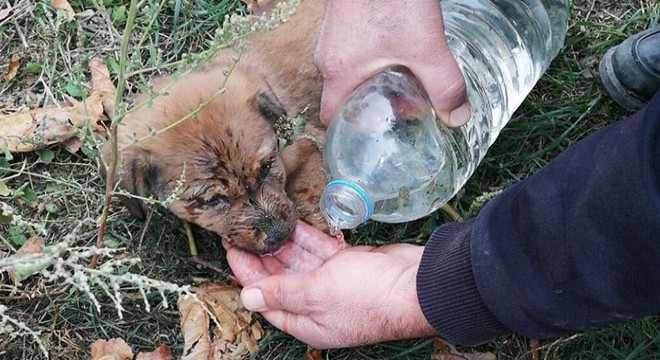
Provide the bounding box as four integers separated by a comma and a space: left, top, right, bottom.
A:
314, 0, 470, 128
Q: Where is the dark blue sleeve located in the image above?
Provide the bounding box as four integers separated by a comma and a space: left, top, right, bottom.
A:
416, 91, 660, 345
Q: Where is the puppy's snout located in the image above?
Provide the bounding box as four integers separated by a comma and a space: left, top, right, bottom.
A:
255, 217, 294, 247
267, 225, 292, 247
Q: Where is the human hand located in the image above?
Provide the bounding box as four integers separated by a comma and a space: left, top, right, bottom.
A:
224, 221, 436, 349
315, 0, 470, 128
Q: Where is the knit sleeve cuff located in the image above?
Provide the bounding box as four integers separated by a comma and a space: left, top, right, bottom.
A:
416, 219, 508, 345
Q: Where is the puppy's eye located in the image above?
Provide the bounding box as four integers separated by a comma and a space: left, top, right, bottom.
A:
202, 195, 228, 207
259, 159, 274, 180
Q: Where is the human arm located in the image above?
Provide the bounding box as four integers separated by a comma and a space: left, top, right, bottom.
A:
315, 0, 470, 127
419, 91, 660, 344
226, 92, 660, 347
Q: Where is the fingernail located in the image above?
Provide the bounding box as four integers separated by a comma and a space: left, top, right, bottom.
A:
448, 101, 471, 127
241, 288, 266, 312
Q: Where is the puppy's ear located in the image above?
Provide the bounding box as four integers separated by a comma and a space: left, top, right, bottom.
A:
101, 147, 162, 220
255, 90, 287, 123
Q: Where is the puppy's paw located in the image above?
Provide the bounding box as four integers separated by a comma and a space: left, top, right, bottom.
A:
281, 137, 329, 233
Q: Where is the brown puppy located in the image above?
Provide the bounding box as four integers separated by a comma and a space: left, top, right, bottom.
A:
103, 0, 328, 254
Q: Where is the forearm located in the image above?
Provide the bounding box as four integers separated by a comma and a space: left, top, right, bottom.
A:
418, 91, 660, 344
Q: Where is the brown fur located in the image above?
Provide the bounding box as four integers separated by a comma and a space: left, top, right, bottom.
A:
103, 0, 328, 254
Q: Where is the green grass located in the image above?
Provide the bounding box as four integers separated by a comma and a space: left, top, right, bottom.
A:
0, 0, 659, 359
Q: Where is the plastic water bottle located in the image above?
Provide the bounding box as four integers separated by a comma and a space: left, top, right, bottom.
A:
320, 0, 568, 230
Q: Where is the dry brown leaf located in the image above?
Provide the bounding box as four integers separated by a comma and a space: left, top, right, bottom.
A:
0, 6, 12, 21
0, 92, 104, 152
62, 137, 83, 153
89, 57, 117, 119
179, 295, 212, 360
0, 58, 113, 153
16, 236, 45, 256
8, 237, 45, 284
178, 282, 264, 360
432, 338, 497, 360
4, 55, 20, 82
135, 344, 172, 360
51, 0, 75, 22
304, 349, 323, 360
90, 338, 133, 360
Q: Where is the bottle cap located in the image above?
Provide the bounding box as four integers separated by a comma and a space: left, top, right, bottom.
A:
321, 180, 373, 229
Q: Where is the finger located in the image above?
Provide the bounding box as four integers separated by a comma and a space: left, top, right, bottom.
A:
413, 58, 470, 128
318, 77, 357, 127
274, 240, 326, 273
290, 221, 343, 260
259, 310, 329, 349
225, 246, 271, 286
241, 273, 315, 314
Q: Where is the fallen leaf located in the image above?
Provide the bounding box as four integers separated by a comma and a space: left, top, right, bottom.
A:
8, 237, 51, 285
90, 338, 133, 360
4, 55, 20, 82
16, 236, 44, 256
178, 282, 264, 360
0, 91, 104, 152
89, 57, 117, 119
135, 344, 172, 360
0, 6, 12, 21
51, 0, 75, 22
179, 295, 211, 360
0, 180, 10, 196
62, 137, 83, 153
304, 349, 323, 360
432, 338, 497, 360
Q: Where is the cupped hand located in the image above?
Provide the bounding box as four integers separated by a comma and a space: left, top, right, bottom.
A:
315, 0, 470, 128
224, 221, 436, 349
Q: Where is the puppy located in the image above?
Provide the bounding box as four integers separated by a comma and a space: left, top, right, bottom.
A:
103, 0, 328, 254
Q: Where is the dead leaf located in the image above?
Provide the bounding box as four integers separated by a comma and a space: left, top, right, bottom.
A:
17, 237, 45, 256
4, 55, 20, 82
0, 58, 113, 153
8, 237, 47, 284
0, 91, 104, 152
178, 282, 264, 360
135, 344, 172, 360
179, 295, 211, 360
304, 349, 323, 360
62, 137, 83, 153
0, 5, 12, 21
51, 0, 75, 22
89, 57, 117, 119
90, 338, 133, 360
432, 338, 497, 360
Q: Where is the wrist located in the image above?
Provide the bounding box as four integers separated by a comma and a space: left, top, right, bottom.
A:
387, 248, 437, 340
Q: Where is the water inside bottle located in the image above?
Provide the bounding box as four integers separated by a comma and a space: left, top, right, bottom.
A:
322, 0, 567, 226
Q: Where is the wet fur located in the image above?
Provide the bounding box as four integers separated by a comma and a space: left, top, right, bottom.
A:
103, 0, 327, 254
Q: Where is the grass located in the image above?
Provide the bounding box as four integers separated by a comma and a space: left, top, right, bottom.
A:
0, 0, 659, 359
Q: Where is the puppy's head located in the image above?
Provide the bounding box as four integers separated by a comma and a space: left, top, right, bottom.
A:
105, 68, 297, 254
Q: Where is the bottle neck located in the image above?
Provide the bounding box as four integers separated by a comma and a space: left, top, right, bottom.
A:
320, 180, 373, 230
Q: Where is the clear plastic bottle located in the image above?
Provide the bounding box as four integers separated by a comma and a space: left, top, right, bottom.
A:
320, 0, 568, 230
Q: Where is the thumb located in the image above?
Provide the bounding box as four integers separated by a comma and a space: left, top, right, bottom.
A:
413, 55, 471, 128
241, 273, 313, 315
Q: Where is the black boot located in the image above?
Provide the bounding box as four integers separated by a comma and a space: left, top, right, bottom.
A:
599, 26, 660, 111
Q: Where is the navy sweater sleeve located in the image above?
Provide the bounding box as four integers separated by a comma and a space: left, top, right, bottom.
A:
417, 90, 660, 345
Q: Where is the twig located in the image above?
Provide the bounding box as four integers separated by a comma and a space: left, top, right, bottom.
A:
188, 256, 229, 276
184, 220, 198, 257
91, 0, 138, 269
529, 338, 540, 360
441, 203, 462, 221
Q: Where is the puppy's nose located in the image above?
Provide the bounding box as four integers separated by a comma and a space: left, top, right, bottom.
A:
265, 225, 293, 247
